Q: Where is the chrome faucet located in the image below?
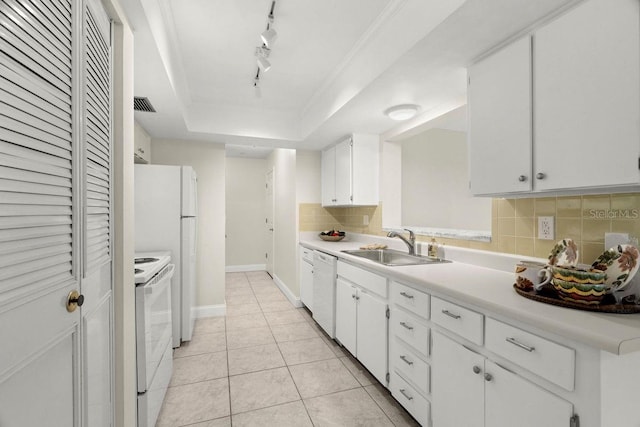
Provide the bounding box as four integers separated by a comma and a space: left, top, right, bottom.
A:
387, 229, 416, 255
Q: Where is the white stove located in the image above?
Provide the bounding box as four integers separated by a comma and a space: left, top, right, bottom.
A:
134, 252, 171, 284
134, 251, 173, 427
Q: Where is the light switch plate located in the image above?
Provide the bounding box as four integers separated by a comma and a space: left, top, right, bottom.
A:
538, 216, 555, 240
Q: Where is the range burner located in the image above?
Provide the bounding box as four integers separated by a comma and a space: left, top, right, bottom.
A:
135, 268, 143, 274
135, 257, 159, 264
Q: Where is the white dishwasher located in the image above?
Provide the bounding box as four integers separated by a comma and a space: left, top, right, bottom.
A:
312, 250, 338, 338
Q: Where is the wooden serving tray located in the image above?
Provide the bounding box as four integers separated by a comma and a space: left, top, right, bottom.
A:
513, 285, 640, 314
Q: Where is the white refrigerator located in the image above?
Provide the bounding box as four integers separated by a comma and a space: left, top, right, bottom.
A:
135, 164, 198, 347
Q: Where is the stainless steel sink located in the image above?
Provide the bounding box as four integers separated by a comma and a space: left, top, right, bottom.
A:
341, 249, 450, 266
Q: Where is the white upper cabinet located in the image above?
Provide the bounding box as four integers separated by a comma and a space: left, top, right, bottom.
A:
321, 147, 336, 206
321, 134, 379, 207
469, 36, 532, 195
134, 122, 151, 164
469, 0, 640, 196
533, 0, 640, 191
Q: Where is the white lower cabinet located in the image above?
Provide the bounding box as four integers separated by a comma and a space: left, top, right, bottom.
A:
390, 371, 431, 426
432, 330, 573, 427
335, 268, 388, 384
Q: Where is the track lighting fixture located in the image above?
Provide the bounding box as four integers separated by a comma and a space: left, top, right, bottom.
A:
255, 46, 271, 72
251, 0, 277, 89
261, 25, 277, 48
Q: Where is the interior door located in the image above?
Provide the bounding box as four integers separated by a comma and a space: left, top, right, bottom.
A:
265, 168, 274, 276
82, 0, 113, 424
0, 0, 113, 425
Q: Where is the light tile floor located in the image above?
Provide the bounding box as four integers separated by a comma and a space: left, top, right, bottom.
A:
156, 271, 420, 427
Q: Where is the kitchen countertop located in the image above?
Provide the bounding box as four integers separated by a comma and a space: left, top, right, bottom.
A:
300, 236, 640, 355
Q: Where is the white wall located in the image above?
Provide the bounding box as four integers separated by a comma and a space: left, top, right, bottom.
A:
225, 157, 267, 269
151, 139, 226, 308
401, 128, 491, 231
267, 149, 299, 296
295, 150, 321, 203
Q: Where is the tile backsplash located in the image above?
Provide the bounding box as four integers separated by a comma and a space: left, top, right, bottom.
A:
298, 204, 385, 236
299, 193, 640, 263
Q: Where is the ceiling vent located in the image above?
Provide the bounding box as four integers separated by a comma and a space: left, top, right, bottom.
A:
134, 96, 156, 112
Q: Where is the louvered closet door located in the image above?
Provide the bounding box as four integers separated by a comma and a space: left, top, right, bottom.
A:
0, 0, 80, 425
81, 0, 112, 425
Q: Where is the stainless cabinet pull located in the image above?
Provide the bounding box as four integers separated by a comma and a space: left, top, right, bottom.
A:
518, 175, 527, 182
399, 321, 414, 330
536, 172, 546, 180
484, 373, 493, 382
352, 294, 356, 299
400, 355, 413, 366
400, 291, 414, 299
399, 388, 413, 401
442, 309, 461, 320
472, 365, 481, 374
506, 337, 535, 352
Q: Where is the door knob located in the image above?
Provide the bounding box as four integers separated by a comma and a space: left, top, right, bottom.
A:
66, 290, 85, 312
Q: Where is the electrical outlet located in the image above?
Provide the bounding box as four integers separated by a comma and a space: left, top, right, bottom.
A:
538, 216, 555, 240
363, 215, 369, 226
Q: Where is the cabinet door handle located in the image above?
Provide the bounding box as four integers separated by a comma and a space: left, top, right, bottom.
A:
399, 321, 414, 330
484, 373, 493, 382
518, 175, 527, 182
400, 291, 414, 299
536, 172, 545, 180
442, 309, 461, 320
506, 337, 535, 352
472, 365, 481, 374
400, 355, 413, 366
352, 294, 356, 299
399, 388, 414, 401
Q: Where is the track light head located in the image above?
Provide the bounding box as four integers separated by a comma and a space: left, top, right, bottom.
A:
261, 27, 278, 48
257, 56, 271, 72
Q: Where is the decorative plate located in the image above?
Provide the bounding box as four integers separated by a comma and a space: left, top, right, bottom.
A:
548, 238, 579, 267
591, 244, 640, 292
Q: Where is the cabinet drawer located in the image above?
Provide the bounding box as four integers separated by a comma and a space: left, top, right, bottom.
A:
485, 318, 575, 391
391, 281, 430, 319
431, 297, 484, 345
390, 371, 430, 427
337, 261, 387, 297
391, 309, 429, 356
391, 337, 430, 396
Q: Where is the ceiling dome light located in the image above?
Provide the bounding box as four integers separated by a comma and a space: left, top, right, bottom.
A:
384, 104, 420, 121
261, 27, 278, 48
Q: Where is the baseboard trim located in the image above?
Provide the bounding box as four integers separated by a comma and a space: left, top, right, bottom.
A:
272, 274, 303, 308
225, 264, 267, 272
193, 304, 226, 318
